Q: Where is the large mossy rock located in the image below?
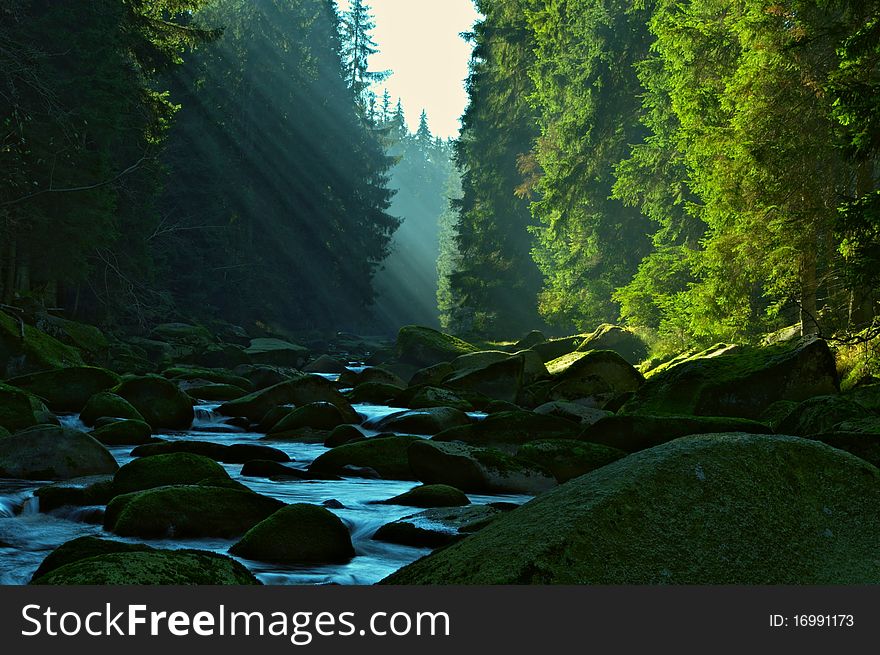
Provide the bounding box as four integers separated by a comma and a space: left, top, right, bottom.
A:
405, 386, 473, 412
130, 439, 289, 463
34, 475, 115, 512
184, 382, 248, 402
230, 504, 354, 564
245, 338, 309, 367
407, 440, 557, 494
79, 391, 145, 427
396, 325, 478, 368
373, 505, 504, 549
534, 401, 611, 426
0, 382, 55, 432
384, 433, 880, 584
379, 484, 471, 508
113, 375, 194, 430
310, 435, 421, 480
528, 334, 588, 363
580, 414, 772, 453
0, 310, 84, 377
432, 410, 580, 450
303, 354, 347, 374
444, 354, 525, 404
163, 366, 254, 390
90, 419, 154, 446
577, 324, 648, 365
31, 538, 258, 585
349, 381, 405, 405
621, 338, 838, 419
548, 350, 644, 395
42, 315, 110, 360
150, 322, 214, 345
0, 425, 117, 480
369, 407, 471, 435
517, 440, 626, 483
775, 395, 872, 436
268, 401, 349, 434
105, 485, 283, 538
112, 453, 230, 495
218, 375, 358, 423
7, 366, 120, 412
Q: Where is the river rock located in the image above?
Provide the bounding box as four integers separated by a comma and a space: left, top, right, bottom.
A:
324, 424, 367, 448
163, 366, 254, 390
528, 334, 587, 363
846, 383, 880, 413
309, 435, 422, 480
184, 383, 249, 401
218, 375, 358, 423
349, 382, 405, 404
0, 425, 117, 480
130, 440, 289, 463
105, 485, 283, 538
577, 324, 648, 364
339, 366, 406, 389
90, 419, 154, 445
34, 476, 115, 512
369, 407, 471, 435
404, 386, 473, 411
432, 410, 580, 450
384, 433, 880, 584
112, 453, 230, 495
0, 310, 84, 377
373, 505, 505, 549
245, 338, 309, 367
409, 362, 454, 388
6, 366, 120, 412
621, 338, 839, 419
444, 355, 524, 404
514, 330, 546, 351
79, 391, 145, 427
113, 375, 194, 430
534, 401, 611, 425
396, 325, 478, 368
548, 350, 644, 395
230, 504, 354, 564
775, 395, 872, 436
303, 354, 347, 374
240, 460, 311, 479
580, 414, 772, 453
0, 382, 56, 432
407, 440, 557, 494
268, 401, 350, 434
31, 538, 258, 585
379, 484, 470, 508
517, 439, 626, 482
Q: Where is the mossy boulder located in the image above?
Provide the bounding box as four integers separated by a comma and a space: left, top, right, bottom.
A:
218, 375, 358, 423
622, 338, 839, 419
370, 407, 471, 435
113, 375, 194, 430
577, 324, 648, 365
528, 334, 587, 363
0, 425, 117, 480
105, 485, 283, 538
432, 410, 580, 450
409, 362, 454, 388
517, 439, 626, 483
130, 440, 289, 463
245, 338, 309, 367
240, 460, 310, 479
580, 414, 772, 453
845, 383, 880, 413
184, 383, 249, 401
407, 440, 557, 494
549, 349, 644, 395
339, 366, 406, 389
775, 395, 871, 436
41, 316, 110, 359
79, 391, 145, 427
7, 366, 120, 412
34, 475, 115, 512
31, 536, 153, 581
379, 484, 470, 508
112, 452, 229, 495
90, 419, 154, 446
373, 505, 504, 549
230, 504, 354, 564
310, 435, 421, 480
0, 382, 56, 432
514, 330, 546, 351
0, 310, 84, 377
31, 542, 259, 585
150, 322, 214, 345
0, 425, 9, 437
303, 354, 348, 374
349, 381, 405, 404
384, 433, 880, 584
396, 325, 478, 368
534, 401, 611, 426
405, 386, 473, 411
444, 354, 525, 404
163, 366, 254, 390
190, 343, 251, 369
759, 400, 799, 431
450, 350, 510, 372
324, 424, 367, 448
268, 401, 349, 434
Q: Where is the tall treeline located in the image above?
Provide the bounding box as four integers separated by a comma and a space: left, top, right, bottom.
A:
447, 0, 880, 346
1, 0, 396, 332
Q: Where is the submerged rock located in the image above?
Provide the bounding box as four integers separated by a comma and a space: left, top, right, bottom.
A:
383, 433, 880, 584
373, 505, 505, 549
230, 504, 354, 564
0, 425, 117, 480
378, 484, 471, 508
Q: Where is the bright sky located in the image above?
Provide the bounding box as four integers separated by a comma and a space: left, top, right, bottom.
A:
337, 0, 481, 139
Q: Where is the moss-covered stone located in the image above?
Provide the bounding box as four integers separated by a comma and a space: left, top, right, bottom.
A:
450, 350, 510, 372
407, 440, 557, 494
528, 334, 588, 363
7, 366, 120, 412
444, 354, 525, 404
42, 316, 110, 357
404, 386, 473, 411
373, 505, 503, 549
339, 366, 406, 389
218, 375, 357, 423
113, 375, 194, 430
580, 414, 772, 453
79, 391, 145, 427
577, 324, 648, 365
30, 536, 154, 581
0, 425, 117, 480
408, 362, 454, 388
240, 460, 310, 479
379, 484, 470, 508
245, 338, 309, 367
0, 425, 9, 437
303, 354, 347, 374
549, 349, 644, 395
349, 381, 405, 404
0, 382, 56, 432
31, 546, 259, 585
162, 366, 254, 390
432, 410, 580, 450
371, 407, 471, 436
90, 419, 154, 445
34, 476, 115, 512
130, 440, 289, 463
533, 401, 611, 426
759, 400, 799, 431
776, 395, 872, 436
514, 330, 546, 351
184, 383, 249, 401
150, 322, 215, 344
268, 401, 349, 434
309, 435, 421, 480
105, 485, 283, 538
0, 310, 84, 377
845, 383, 880, 413
622, 338, 839, 419
396, 325, 479, 368
324, 424, 367, 448
112, 453, 229, 495
384, 433, 880, 584
517, 439, 626, 482
230, 504, 354, 564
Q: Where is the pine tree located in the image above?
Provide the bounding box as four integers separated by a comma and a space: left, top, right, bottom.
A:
339, 0, 389, 115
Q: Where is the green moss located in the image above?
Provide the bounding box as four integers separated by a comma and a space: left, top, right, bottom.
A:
380, 484, 471, 508
112, 375, 194, 430
162, 366, 253, 390
518, 439, 626, 482
0, 382, 55, 432
230, 504, 354, 564
112, 453, 229, 495
90, 419, 153, 445
349, 381, 405, 404
0, 311, 84, 376
396, 325, 479, 367
310, 435, 421, 480
79, 391, 145, 427
267, 402, 347, 434
7, 366, 120, 412
30, 536, 154, 581
0, 425, 117, 480
433, 410, 580, 449
776, 396, 871, 436
105, 485, 284, 538
577, 324, 649, 365
218, 376, 356, 423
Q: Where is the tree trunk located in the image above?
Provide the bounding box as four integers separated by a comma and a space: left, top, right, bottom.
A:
848, 161, 876, 329
800, 248, 819, 337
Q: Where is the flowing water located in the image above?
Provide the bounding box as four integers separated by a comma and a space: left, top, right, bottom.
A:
0, 384, 529, 585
